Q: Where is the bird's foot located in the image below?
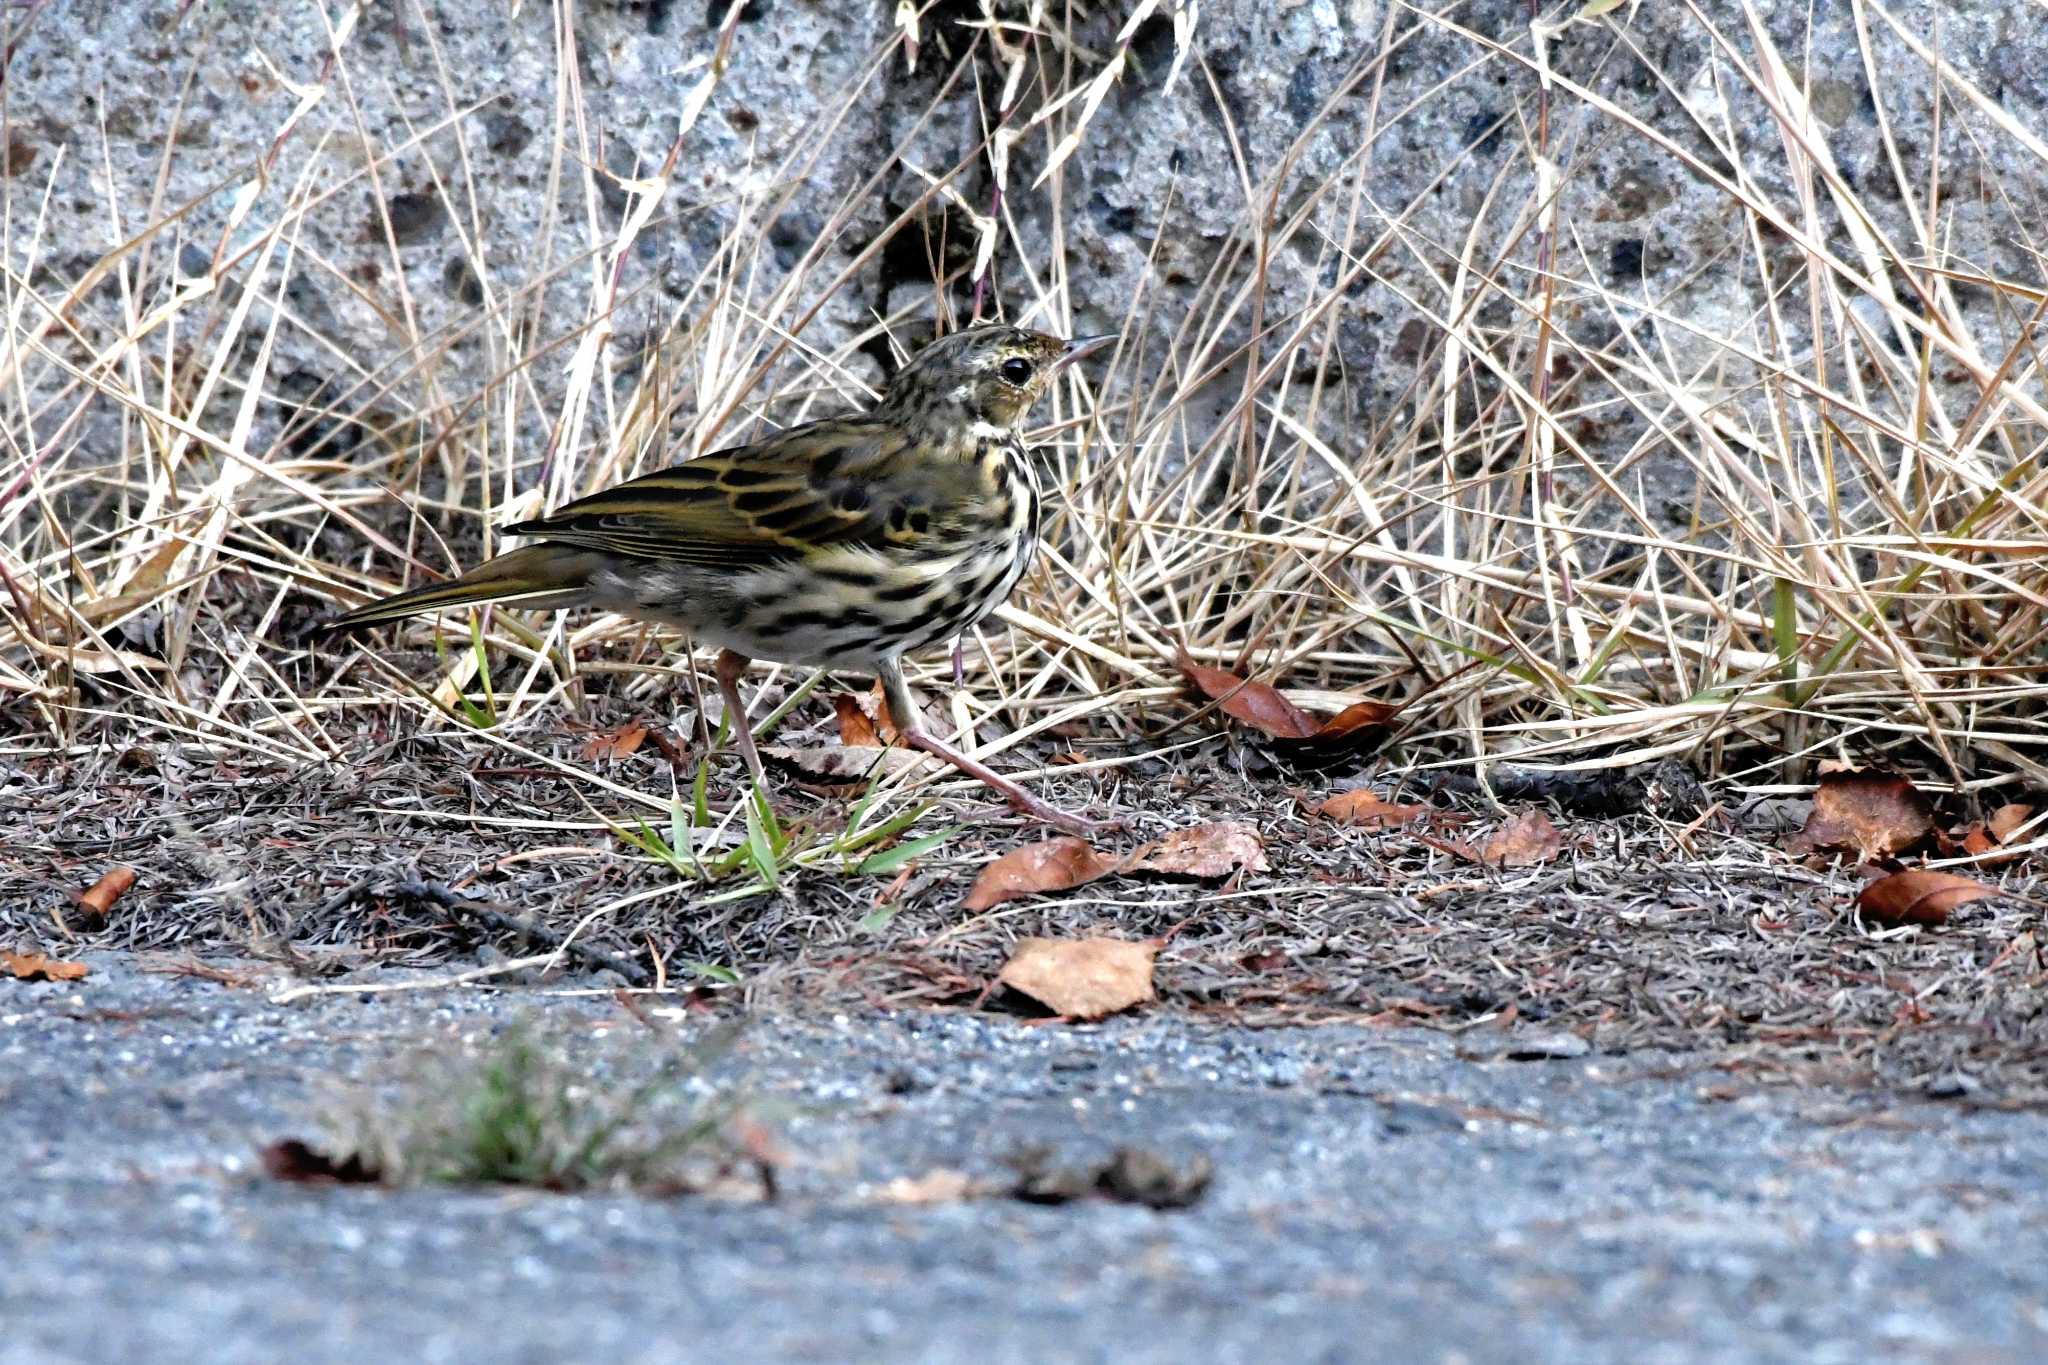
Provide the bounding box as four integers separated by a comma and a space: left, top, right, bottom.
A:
1002, 790, 1127, 839
889, 721, 1123, 839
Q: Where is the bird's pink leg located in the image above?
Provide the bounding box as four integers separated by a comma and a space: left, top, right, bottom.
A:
713, 649, 771, 798
876, 659, 1105, 836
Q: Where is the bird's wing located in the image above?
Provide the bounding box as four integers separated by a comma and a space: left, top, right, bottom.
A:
503, 416, 922, 567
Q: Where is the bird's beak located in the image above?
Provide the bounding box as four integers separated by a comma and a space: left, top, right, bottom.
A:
1050, 334, 1117, 373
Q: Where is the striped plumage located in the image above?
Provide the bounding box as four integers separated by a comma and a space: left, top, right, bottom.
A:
323, 324, 1114, 834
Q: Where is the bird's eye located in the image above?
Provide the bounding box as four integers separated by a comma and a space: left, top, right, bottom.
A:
999, 357, 1034, 385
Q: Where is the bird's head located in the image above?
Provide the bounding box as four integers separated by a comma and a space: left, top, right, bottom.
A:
880, 324, 1115, 435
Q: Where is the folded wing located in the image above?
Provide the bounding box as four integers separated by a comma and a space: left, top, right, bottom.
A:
505, 416, 916, 567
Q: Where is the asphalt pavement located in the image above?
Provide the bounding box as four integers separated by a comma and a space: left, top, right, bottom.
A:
4, 956, 2044, 1364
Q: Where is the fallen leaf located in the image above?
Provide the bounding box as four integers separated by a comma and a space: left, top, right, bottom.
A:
1127, 821, 1268, 878
1788, 767, 1935, 860
1856, 870, 1998, 926
76, 866, 137, 922
1175, 648, 1406, 759
260, 1138, 381, 1185
965, 825, 1268, 910
763, 744, 926, 786
2, 950, 89, 982
1274, 699, 1402, 758
831, 693, 881, 746
1944, 803, 2037, 866
996, 936, 1157, 1019
1176, 648, 1316, 738
964, 837, 1120, 910
579, 721, 648, 762
829, 691, 900, 747
1990, 803, 2036, 844
1481, 810, 1565, 867
1317, 790, 1429, 828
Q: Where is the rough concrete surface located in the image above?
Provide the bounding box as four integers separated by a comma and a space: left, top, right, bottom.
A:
5, 956, 2047, 1364
12, 1, 2042, 459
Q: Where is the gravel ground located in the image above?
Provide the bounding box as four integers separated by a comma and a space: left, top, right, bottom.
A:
5, 955, 2047, 1364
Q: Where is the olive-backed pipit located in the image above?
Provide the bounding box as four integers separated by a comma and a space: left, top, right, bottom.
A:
321, 324, 1115, 833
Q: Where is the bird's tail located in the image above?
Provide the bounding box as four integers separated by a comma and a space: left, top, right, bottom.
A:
319, 544, 600, 633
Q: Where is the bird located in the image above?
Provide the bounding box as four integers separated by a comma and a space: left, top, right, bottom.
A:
319, 323, 1117, 835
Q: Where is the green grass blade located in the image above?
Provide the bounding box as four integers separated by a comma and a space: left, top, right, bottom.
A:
854, 826, 959, 876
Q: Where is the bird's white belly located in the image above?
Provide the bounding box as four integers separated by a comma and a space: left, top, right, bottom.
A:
590, 543, 1021, 672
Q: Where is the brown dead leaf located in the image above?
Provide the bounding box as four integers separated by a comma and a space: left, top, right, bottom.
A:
1127, 821, 1268, 878
260, 1138, 381, 1185
1944, 803, 2036, 866
831, 693, 881, 746
1176, 647, 1316, 737
996, 936, 1157, 1019
76, 866, 137, 923
2, 949, 89, 982
832, 686, 903, 745
1990, 803, 2036, 844
579, 721, 648, 763
1856, 870, 1998, 926
829, 691, 904, 747
763, 744, 926, 788
1174, 648, 1401, 759
1481, 810, 1565, 867
1317, 790, 1429, 828
1273, 699, 1403, 759
1789, 767, 1935, 860
964, 837, 1120, 910
965, 825, 1268, 912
